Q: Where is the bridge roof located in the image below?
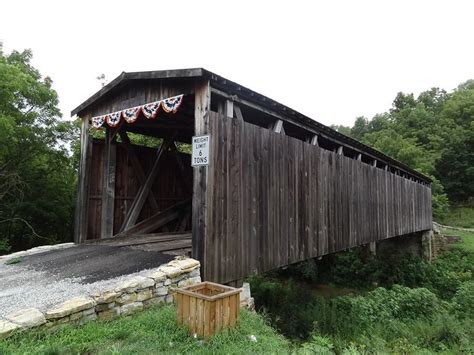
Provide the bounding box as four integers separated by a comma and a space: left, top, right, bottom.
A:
71, 68, 431, 183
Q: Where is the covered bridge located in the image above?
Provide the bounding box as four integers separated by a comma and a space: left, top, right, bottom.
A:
72, 68, 432, 284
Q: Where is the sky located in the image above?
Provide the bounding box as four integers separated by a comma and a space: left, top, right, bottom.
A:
1, 0, 473, 127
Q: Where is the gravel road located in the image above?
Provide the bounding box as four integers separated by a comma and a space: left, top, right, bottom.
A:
0, 245, 174, 317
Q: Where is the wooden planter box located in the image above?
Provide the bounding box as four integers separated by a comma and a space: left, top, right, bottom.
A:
174, 281, 242, 338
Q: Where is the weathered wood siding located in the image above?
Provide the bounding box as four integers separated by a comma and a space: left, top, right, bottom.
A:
202, 113, 432, 283
87, 139, 192, 240
84, 79, 194, 118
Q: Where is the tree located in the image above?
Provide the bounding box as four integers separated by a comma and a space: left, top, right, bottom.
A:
330, 124, 352, 137
351, 116, 370, 141
435, 83, 474, 202
0, 45, 77, 254
346, 84, 474, 217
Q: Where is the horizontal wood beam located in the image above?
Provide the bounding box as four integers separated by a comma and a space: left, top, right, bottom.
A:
118, 199, 191, 237
87, 232, 191, 247
122, 125, 191, 143
128, 123, 193, 130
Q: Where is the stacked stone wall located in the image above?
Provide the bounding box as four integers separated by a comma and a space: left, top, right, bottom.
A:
0, 257, 201, 339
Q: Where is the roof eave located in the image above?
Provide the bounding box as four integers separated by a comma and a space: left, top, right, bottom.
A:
71, 68, 206, 116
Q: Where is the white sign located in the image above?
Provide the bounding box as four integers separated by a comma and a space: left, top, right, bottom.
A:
192, 135, 210, 167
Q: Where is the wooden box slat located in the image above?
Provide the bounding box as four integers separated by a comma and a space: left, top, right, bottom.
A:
174, 282, 241, 338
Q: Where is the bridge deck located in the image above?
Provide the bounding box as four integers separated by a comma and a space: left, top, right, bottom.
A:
86, 232, 192, 254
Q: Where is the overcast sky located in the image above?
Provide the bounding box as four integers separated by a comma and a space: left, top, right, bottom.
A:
1, 0, 473, 127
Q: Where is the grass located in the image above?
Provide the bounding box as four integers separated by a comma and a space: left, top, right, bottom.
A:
0, 305, 290, 354
437, 206, 474, 228
442, 228, 474, 253
4, 257, 21, 265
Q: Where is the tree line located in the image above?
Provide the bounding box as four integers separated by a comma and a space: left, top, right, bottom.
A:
332, 82, 474, 217
0, 47, 472, 254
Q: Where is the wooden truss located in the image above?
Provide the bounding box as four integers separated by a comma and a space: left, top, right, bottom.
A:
75, 123, 192, 243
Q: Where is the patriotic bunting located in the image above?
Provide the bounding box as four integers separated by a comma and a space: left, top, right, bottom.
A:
123, 106, 141, 123
142, 101, 161, 119
162, 95, 184, 113
90, 94, 184, 129
92, 115, 105, 129
105, 111, 122, 127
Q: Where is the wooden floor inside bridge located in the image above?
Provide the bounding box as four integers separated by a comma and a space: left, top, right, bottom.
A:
85, 231, 192, 255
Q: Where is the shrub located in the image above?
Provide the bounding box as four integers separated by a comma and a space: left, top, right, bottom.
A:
248, 276, 321, 339
298, 335, 335, 354
452, 281, 474, 318
282, 246, 473, 300
250, 246, 474, 352
328, 285, 441, 335
0, 238, 11, 255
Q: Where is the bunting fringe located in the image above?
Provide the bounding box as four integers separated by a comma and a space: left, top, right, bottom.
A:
91, 94, 184, 129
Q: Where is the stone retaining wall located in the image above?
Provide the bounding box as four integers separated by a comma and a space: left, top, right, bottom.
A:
0, 257, 201, 339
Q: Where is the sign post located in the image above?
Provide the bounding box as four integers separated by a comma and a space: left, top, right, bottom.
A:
192, 135, 210, 167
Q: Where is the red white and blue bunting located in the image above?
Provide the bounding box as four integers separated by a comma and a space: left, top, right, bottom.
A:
91, 94, 184, 129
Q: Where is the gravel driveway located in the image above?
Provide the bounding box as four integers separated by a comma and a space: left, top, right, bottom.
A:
0, 245, 174, 317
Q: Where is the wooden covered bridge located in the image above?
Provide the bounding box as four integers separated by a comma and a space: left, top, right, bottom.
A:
72, 68, 432, 284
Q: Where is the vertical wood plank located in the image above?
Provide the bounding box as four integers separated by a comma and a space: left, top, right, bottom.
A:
215, 298, 223, 333
223, 295, 230, 329
189, 296, 196, 335
192, 80, 211, 276
74, 115, 93, 243
203, 300, 211, 337
201, 111, 432, 284
100, 128, 117, 239
176, 293, 183, 324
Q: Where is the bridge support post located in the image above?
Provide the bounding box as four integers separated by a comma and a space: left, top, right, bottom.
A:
376, 233, 424, 260
421, 230, 434, 262
368, 242, 377, 256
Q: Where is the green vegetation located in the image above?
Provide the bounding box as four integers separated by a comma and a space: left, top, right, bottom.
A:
2, 246, 471, 354
0, 44, 472, 353
1, 44, 472, 254
4, 256, 21, 265
332, 84, 474, 218
438, 206, 474, 229
0, 305, 289, 354
442, 228, 474, 253
0, 44, 77, 254
249, 243, 474, 353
